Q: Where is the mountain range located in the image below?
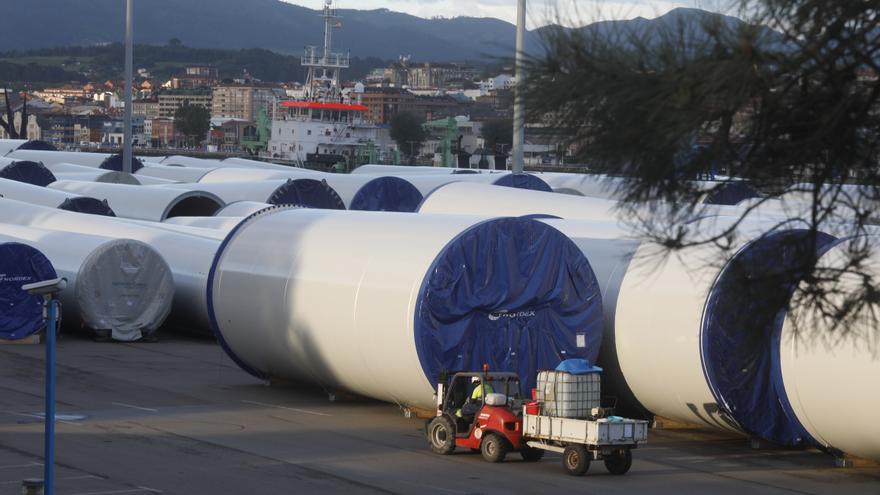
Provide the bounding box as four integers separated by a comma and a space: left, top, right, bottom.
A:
1, 1, 771, 62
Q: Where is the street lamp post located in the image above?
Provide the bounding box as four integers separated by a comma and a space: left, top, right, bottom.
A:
123, 0, 134, 174
511, 0, 526, 173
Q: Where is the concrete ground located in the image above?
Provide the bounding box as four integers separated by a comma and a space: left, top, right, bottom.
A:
0, 335, 877, 495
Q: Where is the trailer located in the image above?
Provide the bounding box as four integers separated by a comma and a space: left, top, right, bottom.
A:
522, 412, 648, 475
426, 363, 648, 476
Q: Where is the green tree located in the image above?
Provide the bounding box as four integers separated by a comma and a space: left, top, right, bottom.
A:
390, 112, 428, 162
480, 118, 513, 154
521, 3, 880, 332
174, 104, 210, 147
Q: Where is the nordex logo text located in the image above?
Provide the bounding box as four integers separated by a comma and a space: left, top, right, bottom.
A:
488, 310, 536, 321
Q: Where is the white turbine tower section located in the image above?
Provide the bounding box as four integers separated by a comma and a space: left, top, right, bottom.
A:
209, 209, 603, 410
0, 139, 27, 155
221, 157, 312, 171
0, 197, 223, 333
197, 166, 316, 183
0, 223, 173, 341
48, 181, 225, 221
352, 164, 484, 175
214, 201, 273, 217
163, 216, 244, 232
780, 238, 880, 461
6, 150, 112, 167
48, 165, 140, 185
418, 182, 620, 220
0, 178, 95, 209
137, 164, 217, 183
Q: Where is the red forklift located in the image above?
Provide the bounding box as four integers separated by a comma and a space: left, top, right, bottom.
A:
425, 365, 647, 476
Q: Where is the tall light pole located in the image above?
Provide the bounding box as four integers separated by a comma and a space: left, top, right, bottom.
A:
123, 0, 134, 174
511, 0, 526, 173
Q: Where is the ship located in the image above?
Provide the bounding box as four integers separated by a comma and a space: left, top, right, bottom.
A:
266, 0, 387, 169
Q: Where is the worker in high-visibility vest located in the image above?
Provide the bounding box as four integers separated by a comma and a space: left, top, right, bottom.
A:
457, 377, 494, 419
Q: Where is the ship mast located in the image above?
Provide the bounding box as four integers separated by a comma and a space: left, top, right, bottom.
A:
302, 0, 349, 103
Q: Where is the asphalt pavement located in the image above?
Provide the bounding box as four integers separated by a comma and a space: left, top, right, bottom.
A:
0, 335, 877, 495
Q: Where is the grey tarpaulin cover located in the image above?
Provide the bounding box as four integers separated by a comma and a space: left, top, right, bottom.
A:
76, 239, 174, 341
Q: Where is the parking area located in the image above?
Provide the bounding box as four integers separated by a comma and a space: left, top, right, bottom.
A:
0, 335, 877, 495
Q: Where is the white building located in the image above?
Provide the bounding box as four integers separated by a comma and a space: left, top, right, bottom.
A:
478, 74, 516, 93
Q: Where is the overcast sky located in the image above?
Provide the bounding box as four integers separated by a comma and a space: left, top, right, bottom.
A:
285, 1, 729, 27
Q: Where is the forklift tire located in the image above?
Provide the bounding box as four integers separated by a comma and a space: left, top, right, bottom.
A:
520, 446, 545, 462
427, 417, 456, 455
562, 445, 591, 476
603, 448, 633, 475
480, 433, 509, 463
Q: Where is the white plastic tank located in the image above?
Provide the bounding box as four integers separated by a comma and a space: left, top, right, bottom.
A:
48, 180, 225, 221
537, 219, 645, 414
0, 223, 174, 341
780, 237, 880, 461
0, 197, 223, 333
209, 209, 604, 409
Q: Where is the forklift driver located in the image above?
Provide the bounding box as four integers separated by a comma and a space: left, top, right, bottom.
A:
456, 377, 494, 423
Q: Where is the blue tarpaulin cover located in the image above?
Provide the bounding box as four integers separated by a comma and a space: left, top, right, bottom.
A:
0, 242, 57, 340
350, 176, 424, 212
16, 140, 57, 151
702, 230, 837, 445
415, 217, 603, 395
58, 197, 117, 217
493, 173, 553, 193
100, 154, 144, 173
703, 181, 760, 206
268, 179, 345, 210
556, 359, 603, 374
0, 161, 57, 187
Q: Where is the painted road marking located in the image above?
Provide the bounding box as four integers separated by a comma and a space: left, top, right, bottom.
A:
241, 400, 331, 417
0, 462, 41, 470
112, 402, 159, 413
3, 411, 84, 426
68, 487, 162, 495
0, 475, 102, 485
